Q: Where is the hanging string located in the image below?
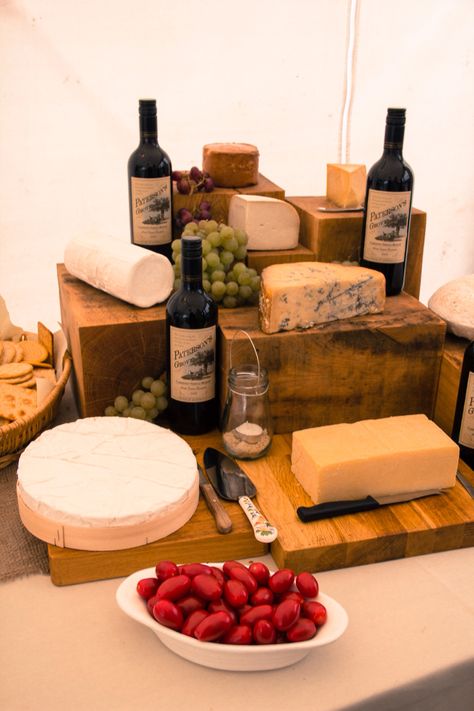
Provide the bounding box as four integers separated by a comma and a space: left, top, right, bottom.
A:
338, 0, 360, 164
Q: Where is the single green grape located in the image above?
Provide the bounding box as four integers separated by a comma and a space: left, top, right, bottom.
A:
220, 225, 234, 239
223, 295, 238, 308
156, 396, 168, 412
226, 269, 236, 282
204, 220, 218, 234
238, 271, 251, 286
171, 238, 182, 251
174, 254, 182, 268
203, 279, 211, 292
141, 376, 154, 390
247, 268, 257, 278
201, 238, 212, 256
150, 379, 166, 397
220, 250, 234, 266
239, 285, 252, 301
114, 395, 129, 412
234, 245, 247, 261
122, 407, 131, 417
235, 229, 248, 246
225, 281, 239, 296
206, 251, 220, 268
130, 406, 147, 420
184, 222, 198, 234
132, 390, 145, 405
141, 392, 157, 410
207, 231, 221, 247
174, 278, 181, 290
233, 262, 247, 276
105, 406, 118, 416
250, 275, 261, 292
147, 407, 159, 420
211, 270, 226, 283
211, 281, 226, 300
222, 236, 238, 253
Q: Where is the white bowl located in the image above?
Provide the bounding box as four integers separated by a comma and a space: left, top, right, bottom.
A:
116, 564, 348, 671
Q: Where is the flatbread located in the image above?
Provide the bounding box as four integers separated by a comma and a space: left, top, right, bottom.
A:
0, 383, 37, 420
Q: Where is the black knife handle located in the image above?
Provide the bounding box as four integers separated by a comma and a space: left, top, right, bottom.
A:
297, 496, 380, 522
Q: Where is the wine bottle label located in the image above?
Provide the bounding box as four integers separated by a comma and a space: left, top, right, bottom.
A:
459, 371, 474, 448
170, 325, 216, 403
131, 176, 172, 246
363, 189, 411, 264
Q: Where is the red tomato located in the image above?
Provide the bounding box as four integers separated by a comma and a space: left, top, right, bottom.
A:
222, 625, 253, 645
272, 599, 301, 631
296, 572, 319, 599
223, 579, 248, 608
222, 560, 248, 577
194, 611, 233, 642
155, 574, 191, 601
181, 609, 209, 637
152, 599, 183, 631
248, 562, 270, 585
191, 573, 223, 601
279, 591, 305, 605
179, 563, 213, 578
176, 595, 204, 617
302, 600, 327, 627
253, 619, 277, 645
250, 587, 274, 606
286, 618, 317, 642
240, 604, 273, 626
269, 568, 295, 594
228, 566, 258, 594
209, 566, 226, 587
208, 599, 238, 625
146, 594, 158, 617
155, 560, 178, 581
136, 577, 159, 601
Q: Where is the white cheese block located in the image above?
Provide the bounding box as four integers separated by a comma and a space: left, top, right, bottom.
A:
64, 232, 174, 308
259, 262, 385, 334
291, 414, 459, 504
17, 417, 199, 550
228, 195, 300, 251
428, 274, 474, 340
326, 164, 366, 208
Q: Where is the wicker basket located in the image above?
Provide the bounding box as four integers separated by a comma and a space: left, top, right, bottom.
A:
0, 352, 72, 470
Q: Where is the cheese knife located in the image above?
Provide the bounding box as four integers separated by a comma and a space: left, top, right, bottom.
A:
198, 464, 233, 534
297, 488, 442, 522
456, 470, 474, 499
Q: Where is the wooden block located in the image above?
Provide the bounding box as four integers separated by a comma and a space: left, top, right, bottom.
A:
218, 293, 446, 434
173, 174, 285, 225
247, 244, 315, 274
287, 196, 426, 299
433, 334, 467, 436
57, 264, 167, 418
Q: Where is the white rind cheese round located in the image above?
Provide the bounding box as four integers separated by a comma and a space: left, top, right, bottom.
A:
428, 274, 474, 340
17, 417, 199, 550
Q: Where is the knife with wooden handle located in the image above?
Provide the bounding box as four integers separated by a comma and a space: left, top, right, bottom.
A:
198, 465, 233, 534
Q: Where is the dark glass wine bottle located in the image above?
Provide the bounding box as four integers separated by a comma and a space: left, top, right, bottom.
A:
128, 99, 173, 260
360, 107, 414, 295
451, 341, 474, 468
166, 235, 218, 435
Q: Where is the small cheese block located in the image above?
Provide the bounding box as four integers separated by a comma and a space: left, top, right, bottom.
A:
202, 143, 259, 188
291, 414, 459, 504
428, 274, 474, 340
259, 262, 385, 334
64, 232, 174, 308
326, 164, 366, 208
228, 195, 299, 250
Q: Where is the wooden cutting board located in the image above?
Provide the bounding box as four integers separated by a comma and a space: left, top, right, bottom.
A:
47, 431, 474, 585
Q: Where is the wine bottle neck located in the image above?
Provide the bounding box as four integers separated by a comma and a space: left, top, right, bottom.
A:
181, 238, 203, 289
139, 114, 158, 145
383, 123, 405, 155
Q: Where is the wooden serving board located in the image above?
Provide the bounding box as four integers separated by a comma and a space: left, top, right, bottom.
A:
47, 431, 474, 585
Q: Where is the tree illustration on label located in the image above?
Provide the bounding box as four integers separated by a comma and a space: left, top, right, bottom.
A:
375, 210, 408, 242
143, 195, 171, 225
182, 346, 215, 380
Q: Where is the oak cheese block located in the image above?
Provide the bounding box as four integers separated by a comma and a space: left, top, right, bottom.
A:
287, 196, 426, 299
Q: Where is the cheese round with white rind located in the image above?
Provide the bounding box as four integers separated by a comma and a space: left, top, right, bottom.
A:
202, 143, 259, 187
64, 232, 174, 308
17, 417, 199, 550
428, 274, 474, 340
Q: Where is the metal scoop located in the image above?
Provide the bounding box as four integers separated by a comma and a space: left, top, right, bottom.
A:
203, 447, 278, 543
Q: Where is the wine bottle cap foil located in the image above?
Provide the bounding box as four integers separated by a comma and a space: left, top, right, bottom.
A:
181, 235, 202, 257
386, 107, 406, 125
139, 99, 157, 116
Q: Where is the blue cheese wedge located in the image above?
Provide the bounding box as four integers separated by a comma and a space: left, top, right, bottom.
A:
259, 261, 385, 334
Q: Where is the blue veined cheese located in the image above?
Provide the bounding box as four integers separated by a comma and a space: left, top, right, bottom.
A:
259, 262, 385, 334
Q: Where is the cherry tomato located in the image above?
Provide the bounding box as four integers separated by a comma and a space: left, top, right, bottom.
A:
250, 587, 274, 606
176, 595, 204, 617
136, 577, 159, 601
272, 599, 301, 631
286, 618, 317, 642
222, 625, 253, 645
223, 579, 248, 608
191, 573, 223, 601
179, 563, 213, 578
208, 599, 238, 625
279, 591, 305, 605
240, 604, 273, 626
155, 560, 178, 581
222, 560, 248, 578
209, 566, 226, 587
194, 611, 233, 642
302, 600, 327, 627
152, 599, 183, 630
296, 572, 319, 599
228, 566, 258, 594
253, 619, 277, 645
146, 594, 159, 617
156, 574, 191, 601
269, 568, 295, 594
248, 562, 270, 585
181, 609, 209, 637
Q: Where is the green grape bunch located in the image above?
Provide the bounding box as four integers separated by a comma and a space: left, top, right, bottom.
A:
104, 374, 168, 421
171, 220, 261, 307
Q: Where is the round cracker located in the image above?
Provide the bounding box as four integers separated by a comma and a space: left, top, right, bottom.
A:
1, 373, 33, 384
13, 343, 24, 362
1, 342, 16, 365
0, 362, 33, 379
19, 340, 48, 364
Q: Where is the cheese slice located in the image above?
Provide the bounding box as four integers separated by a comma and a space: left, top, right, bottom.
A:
202, 142, 259, 188
228, 195, 299, 251
64, 232, 174, 308
291, 414, 459, 504
428, 274, 474, 340
326, 164, 366, 208
17, 417, 199, 549
259, 262, 385, 334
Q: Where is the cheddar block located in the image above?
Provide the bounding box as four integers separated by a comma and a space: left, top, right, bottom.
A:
259, 262, 385, 334
228, 195, 299, 250
326, 164, 366, 208
202, 143, 259, 188
291, 414, 459, 504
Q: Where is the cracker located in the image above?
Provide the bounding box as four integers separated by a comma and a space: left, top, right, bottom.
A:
1, 375, 32, 385
19, 340, 48, 364
0, 416, 12, 426
0, 362, 33, 379
0, 383, 37, 420
0, 342, 16, 365
13, 343, 24, 362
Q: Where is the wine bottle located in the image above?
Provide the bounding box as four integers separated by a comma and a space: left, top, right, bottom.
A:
166, 235, 218, 435
360, 107, 414, 295
451, 341, 474, 468
128, 99, 173, 260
